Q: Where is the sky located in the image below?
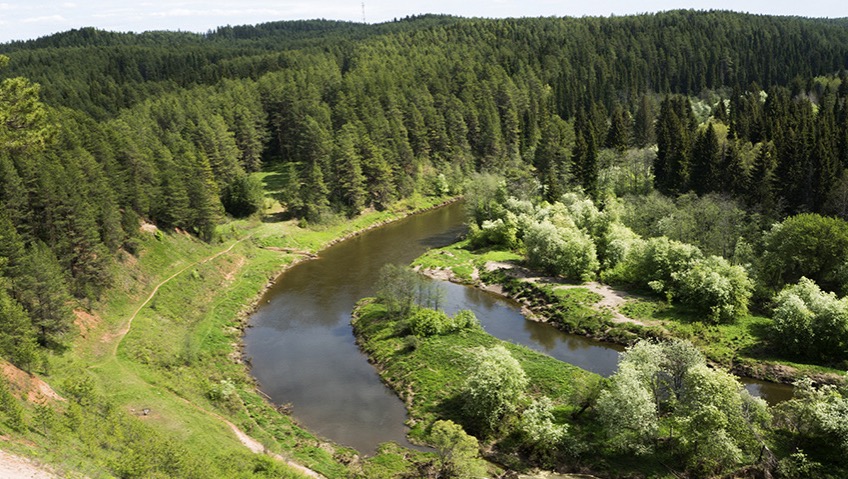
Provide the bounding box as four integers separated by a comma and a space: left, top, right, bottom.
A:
0, 1, 846, 43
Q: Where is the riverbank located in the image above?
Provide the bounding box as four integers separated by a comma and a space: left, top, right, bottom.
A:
350, 297, 602, 477
2, 192, 459, 478
412, 240, 846, 388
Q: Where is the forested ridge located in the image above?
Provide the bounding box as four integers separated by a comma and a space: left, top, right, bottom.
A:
1, 9, 848, 477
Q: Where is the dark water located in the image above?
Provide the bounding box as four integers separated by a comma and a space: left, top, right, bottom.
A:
245, 201, 792, 455
244, 202, 468, 454
743, 377, 794, 404
439, 282, 624, 377
438, 281, 794, 402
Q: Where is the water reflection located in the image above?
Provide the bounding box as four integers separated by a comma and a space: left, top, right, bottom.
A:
439, 281, 625, 378
245, 202, 467, 454
247, 201, 790, 456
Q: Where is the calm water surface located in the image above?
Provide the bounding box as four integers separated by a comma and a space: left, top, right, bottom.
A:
245, 203, 468, 454
245, 201, 792, 454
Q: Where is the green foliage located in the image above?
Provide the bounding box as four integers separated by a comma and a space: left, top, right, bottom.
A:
222, 174, 264, 218
597, 340, 770, 475
524, 220, 599, 281
408, 309, 450, 337
620, 192, 755, 260
771, 277, 848, 362
519, 396, 567, 462
428, 420, 487, 478
602, 236, 702, 294
775, 378, 848, 471
409, 308, 480, 337
596, 360, 659, 454
0, 288, 39, 370
761, 213, 848, 294
467, 218, 518, 250
0, 378, 25, 431
461, 345, 528, 434
672, 255, 753, 323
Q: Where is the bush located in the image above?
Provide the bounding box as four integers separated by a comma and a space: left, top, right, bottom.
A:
524, 220, 599, 281
599, 222, 640, 269
462, 345, 528, 434
408, 308, 450, 337
519, 397, 567, 462
771, 277, 848, 361
467, 217, 519, 250
408, 308, 479, 337
602, 236, 702, 293
673, 255, 753, 323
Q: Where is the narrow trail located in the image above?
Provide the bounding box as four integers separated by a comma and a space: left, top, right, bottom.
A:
174, 395, 326, 479
107, 236, 250, 354
99, 235, 326, 479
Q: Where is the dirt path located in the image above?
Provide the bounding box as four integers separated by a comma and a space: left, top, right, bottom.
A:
553, 282, 640, 324
99, 235, 325, 479
104, 236, 250, 351
483, 261, 644, 325
0, 449, 60, 479
173, 396, 326, 479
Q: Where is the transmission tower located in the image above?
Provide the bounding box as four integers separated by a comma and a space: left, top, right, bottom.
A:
362, 2, 366, 23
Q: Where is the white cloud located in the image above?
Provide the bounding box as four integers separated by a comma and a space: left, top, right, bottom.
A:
21, 15, 67, 24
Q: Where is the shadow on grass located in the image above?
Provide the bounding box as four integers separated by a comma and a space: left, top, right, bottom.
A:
261, 210, 295, 223
262, 171, 288, 193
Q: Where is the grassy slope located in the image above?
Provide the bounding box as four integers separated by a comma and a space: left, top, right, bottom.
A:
0, 164, 456, 477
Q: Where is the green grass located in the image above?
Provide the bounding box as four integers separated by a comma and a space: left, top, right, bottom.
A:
352, 300, 596, 441
412, 240, 522, 283
0, 185, 459, 478
551, 287, 603, 305
620, 297, 846, 378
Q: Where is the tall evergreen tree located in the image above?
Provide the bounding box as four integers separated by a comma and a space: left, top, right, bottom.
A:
632, 93, 656, 148
334, 124, 367, 217
16, 242, 73, 347
655, 95, 694, 194
605, 104, 630, 152
748, 141, 778, 214
690, 123, 722, 195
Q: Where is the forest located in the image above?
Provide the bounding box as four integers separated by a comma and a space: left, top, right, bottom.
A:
0, 9, 847, 478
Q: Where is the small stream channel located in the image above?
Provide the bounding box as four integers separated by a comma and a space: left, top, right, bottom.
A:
244, 201, 792, 455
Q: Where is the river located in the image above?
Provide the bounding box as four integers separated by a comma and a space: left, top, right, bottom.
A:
244, 201, 792, 455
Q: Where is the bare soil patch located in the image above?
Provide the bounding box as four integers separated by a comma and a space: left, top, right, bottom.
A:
0, 362, 64, 404
0, 449, 61, 479
73, 310, 101, 338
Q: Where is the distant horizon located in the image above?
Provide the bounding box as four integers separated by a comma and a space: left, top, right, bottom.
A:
1, 1, 846, 44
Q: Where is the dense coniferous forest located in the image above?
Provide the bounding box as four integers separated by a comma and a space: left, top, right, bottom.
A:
2, 9, 848, 477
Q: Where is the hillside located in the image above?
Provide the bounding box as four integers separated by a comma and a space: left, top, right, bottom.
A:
0, 10, 847, 478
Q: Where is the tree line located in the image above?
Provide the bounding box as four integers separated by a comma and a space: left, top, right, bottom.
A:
0, 10, 847, 373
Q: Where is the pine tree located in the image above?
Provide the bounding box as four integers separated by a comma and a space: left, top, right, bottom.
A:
334, 124, 367, 217
722, 140, 749, 198
748, 141, 778, 214
690, 123, 721, 195
633, 93, 656, 148
16, 242, 73, 347
655, 95, 694, 194
572, 112, 598, 198
0, 288, 39, 370
606, 104, 630, 153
